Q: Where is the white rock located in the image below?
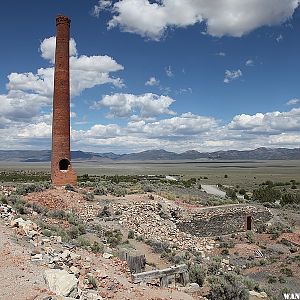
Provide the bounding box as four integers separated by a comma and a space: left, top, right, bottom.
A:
249, 290, 268, 299
102, 253, 113, 259
70, 252, 81, 260
80, 290, 103, 300
70, 266, 80, 276
44, 269, 79, 297
31, 253, 43, 261
60, 250, 71, 260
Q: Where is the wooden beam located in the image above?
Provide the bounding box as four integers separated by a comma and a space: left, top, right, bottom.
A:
132, 264, 188, 286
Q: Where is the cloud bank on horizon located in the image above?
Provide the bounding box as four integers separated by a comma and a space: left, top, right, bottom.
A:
0, 1, 300, 153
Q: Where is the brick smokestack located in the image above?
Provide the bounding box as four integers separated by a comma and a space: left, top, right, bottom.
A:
51, 15, 77, 186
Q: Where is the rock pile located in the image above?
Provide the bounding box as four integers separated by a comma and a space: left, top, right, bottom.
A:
112, 201, 216, 253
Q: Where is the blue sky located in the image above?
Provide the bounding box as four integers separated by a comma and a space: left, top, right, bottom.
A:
0, 0, 300, 153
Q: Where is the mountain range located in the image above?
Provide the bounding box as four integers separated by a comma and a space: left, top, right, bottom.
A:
0, 147, 299, 162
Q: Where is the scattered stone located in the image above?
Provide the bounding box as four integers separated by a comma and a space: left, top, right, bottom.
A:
184, 282, 200, 293
31, 253, 43, 261
70, 252, 81, 261
59, 250, 71, 260
103, 253, 113, 259
44, 269, 79, 297
80, 290, 103, 300
70, 266, 80, 276
11, 217, 39, 236
249, 290, 268, 299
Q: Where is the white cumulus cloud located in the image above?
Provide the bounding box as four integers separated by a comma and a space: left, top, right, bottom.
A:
286, 98, 299, 105
145, 76, 160, 86
224, 69, 243, 83
91, 93, 176, 118
245, 59, 254, 66
1, 36, 124, 125
95, 0, 300, 40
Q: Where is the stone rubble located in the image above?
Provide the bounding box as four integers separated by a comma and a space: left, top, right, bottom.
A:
112, 201, 216, 253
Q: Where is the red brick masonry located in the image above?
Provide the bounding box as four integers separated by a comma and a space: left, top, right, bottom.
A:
51, 15, 77, 186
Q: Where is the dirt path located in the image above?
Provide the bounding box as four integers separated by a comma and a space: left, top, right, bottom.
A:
0, 220, 50, 300
201, 184, 226, 197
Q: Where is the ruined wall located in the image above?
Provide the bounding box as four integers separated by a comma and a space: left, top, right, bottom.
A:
176, 204, 272, 237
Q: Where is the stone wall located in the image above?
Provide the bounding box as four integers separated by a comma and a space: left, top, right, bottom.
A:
176, 204, 272, 237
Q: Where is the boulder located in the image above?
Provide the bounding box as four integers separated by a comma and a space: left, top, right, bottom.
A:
44, 269, 78, 297
11, 217, 39, 236
80, 291, 103, 300
249, 290, 268, 299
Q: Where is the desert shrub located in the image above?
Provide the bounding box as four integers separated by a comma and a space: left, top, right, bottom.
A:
15, 182, 48, 195
76, 236, 91, 248
239, 189, 246, 195
128, 230, 135, 239
13, 198, 28, 214
243, 278, 260, 291
225, 188, 237, 200
91, 241, 103, 253
143, 184, 155, 193
280, 268, 293, 277
107, 184, 127, 197
0, 195, 8, 204
252, 186, 281, 203
244, 194, 250, 200
219, 241, 235, 248
246, 231, 255, 244
281, 193, 300, 206
65, 184, 75, 192
88, 275, 97, 289
149, 240, 171, 254
208, 273, 249, 300
94, 185, 107, 195
189, 264, 206, 286
31, 202, 47, 214
267, 275, 277, 284
207, 260, 221, 275
105, 229, 123, 247
47, 209, 66, 219
98, 206, 111, 218
221, 248, 229, 255
42, 229, 52, 237
84, 192, 94, 201
278, 276, 286, 283
68, 226, 81, 239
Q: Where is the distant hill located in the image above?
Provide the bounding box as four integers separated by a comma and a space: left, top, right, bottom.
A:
0, 147, 299, 162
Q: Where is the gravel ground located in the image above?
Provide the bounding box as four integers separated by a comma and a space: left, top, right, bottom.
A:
0, 220, 50, 300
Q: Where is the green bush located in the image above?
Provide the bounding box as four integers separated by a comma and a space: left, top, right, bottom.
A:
88, 275, 97, 289
207, 260, 221, 275
253, 186, 281, 203
65, 184, 75, 192
91, 241, 103, 253
208, 273, 249, 300
189, 264, 206, 286
128, 230, 135, 239
280, 268, 293, 277
15, 182, 49, 195
94, 185, 107, 195
105, 229, 123, 247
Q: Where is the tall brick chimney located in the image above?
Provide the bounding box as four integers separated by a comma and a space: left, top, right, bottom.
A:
51, 15, 77, 186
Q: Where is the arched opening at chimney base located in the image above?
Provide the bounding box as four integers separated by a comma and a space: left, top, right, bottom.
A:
59, 159, 70, 171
